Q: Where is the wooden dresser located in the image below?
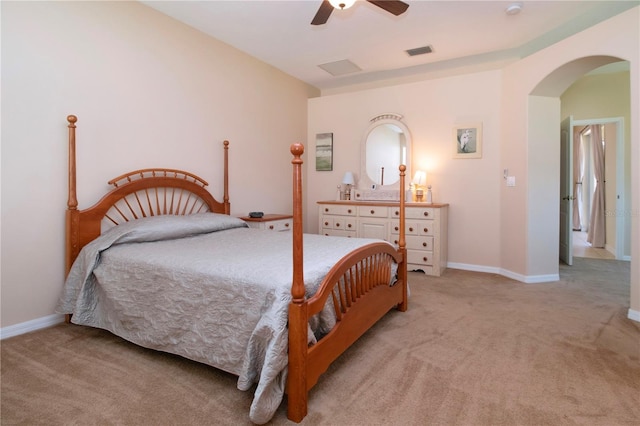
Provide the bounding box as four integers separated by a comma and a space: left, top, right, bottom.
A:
317, 201, 448, 276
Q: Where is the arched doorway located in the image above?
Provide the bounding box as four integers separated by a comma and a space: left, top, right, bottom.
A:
529, 55, 634, 316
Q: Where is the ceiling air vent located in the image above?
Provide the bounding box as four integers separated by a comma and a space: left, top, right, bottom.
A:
406, 45, 433, 57
318, 59, 362, 76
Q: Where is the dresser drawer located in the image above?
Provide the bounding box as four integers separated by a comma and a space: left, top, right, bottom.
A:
321, 229, 356, 238
390, 221, 420, 235
406, 207, 434, 220
407, 249, 434, 266
322, 217, 356, 231
406, 235, 433, 251
390, 232, 431, 247
358, 206, 389, 218
264, 218, 292, 231
417, 221, 434, 236
320, 205, 356, 216
242, 214, 292, 232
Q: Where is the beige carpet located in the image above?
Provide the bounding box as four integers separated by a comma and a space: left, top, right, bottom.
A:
2, 258, 639, 425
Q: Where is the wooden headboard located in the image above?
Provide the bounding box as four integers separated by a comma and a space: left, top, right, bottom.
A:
65, 115, 230, 274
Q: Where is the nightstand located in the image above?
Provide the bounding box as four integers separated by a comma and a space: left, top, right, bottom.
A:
239, 214, 293, 232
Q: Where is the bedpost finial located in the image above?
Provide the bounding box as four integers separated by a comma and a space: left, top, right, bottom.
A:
399, 164, 406, 174
223, 140, 229, 147
290, 143, 304, 157
67, 115, 77, 126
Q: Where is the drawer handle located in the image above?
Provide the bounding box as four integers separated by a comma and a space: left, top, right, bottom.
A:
324, 221, 329, 226
269, 225, 274, 230
422, 242, 427, 247
394, 240, 398, 244
409, 227, 414, 232
336, 222, 341, 227
424, 228, 429, 233
370, 210, 375, 215
347, 224, 352, 228
423, 256, 428, 261
325, 208, 329, 212
394, 226, 399, 231
284, 222, 290, 227
348, 209, 352, 213
423, 211, 429, 217
394, 210, 399, 216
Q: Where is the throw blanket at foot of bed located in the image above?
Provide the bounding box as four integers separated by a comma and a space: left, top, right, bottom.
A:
57, 213, 397, 424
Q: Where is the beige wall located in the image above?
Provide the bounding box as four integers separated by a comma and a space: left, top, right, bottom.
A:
527, 96, 561, 277
308, 70, 503, 271
0, 1, 316, 328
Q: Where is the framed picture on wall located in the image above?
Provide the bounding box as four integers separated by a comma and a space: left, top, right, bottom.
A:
453, 123, 482, 159
315, 133, 333, 171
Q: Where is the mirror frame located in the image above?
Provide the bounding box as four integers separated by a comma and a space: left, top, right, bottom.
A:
360, 113, 412, 191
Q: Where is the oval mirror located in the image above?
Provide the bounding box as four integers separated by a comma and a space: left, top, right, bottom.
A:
360, 114, 411, 190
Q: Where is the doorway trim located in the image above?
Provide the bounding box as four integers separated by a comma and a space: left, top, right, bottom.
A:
572, 116, 626, 260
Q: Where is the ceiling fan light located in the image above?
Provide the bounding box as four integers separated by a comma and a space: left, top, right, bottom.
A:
329, 0, 357, 10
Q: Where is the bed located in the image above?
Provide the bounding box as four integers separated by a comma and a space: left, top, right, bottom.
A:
57, 115, 408, 424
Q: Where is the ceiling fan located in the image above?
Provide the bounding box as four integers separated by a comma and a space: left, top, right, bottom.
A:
311, 0, 410, 25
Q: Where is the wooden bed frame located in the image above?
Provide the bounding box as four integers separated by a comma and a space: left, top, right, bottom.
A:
64, 115, 408, 423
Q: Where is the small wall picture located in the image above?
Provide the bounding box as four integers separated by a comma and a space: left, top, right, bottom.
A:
453, 123, 482, 159
315, 133, 333, 171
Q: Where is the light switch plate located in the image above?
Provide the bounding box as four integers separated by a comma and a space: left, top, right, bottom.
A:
506, 176, 516, 187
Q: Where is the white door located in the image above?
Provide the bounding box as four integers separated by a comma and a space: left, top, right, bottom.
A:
559, 117, 574, 265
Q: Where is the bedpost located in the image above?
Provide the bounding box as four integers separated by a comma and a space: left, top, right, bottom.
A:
65, 115, 80, 276
223, 140, 230, 214
398, 164, 408, 312
288, 143, 308, 422
65, 115, 79, 323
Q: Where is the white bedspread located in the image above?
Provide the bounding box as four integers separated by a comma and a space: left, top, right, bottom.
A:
57, 213, 390, 424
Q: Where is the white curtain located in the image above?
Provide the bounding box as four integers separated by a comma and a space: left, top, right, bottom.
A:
572, 127, 583, 231
587, 125, 605, 248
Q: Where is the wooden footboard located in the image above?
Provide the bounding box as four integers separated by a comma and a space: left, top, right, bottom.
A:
287, 144, 408, 422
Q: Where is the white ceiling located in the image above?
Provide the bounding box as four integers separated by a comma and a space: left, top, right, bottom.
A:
141, 0, 636, 92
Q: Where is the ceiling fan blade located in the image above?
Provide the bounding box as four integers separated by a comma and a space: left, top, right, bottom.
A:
367, 0, 409, 16
311, 0, 334, 25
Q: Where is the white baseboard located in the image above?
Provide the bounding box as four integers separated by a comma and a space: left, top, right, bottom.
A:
0, 314, 65, 340
447, 262, 501, 275
605, 244, 616, 256
447, 262, 559, 283
628, 309, 640, 323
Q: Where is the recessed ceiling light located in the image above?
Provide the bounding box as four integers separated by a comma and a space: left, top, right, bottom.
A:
505, 2, 523, 15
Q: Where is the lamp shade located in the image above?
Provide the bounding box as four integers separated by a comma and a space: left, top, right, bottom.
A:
412, 171, 426, 186
342, 172, 355, 185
